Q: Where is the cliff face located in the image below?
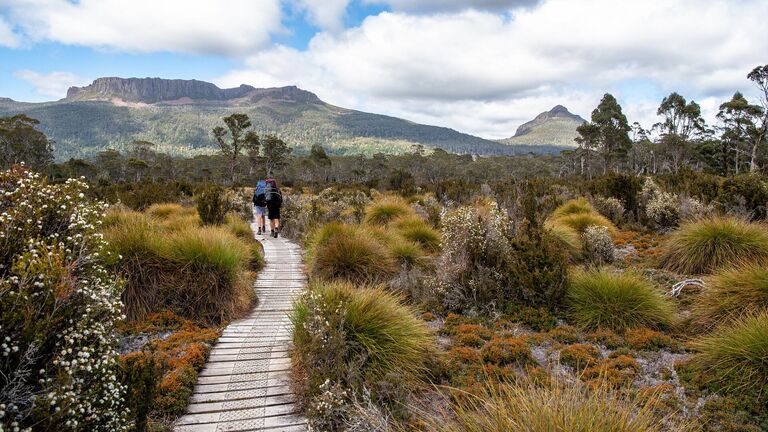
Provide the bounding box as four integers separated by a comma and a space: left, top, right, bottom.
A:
65, 77, 321, 104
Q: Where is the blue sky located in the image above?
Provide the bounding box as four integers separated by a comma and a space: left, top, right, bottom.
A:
1, 0, 766, 138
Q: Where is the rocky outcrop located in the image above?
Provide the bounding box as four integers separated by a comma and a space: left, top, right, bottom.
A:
65, 77, 321, 104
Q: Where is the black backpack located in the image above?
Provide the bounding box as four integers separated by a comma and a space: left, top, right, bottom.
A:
265, 183, 281, 204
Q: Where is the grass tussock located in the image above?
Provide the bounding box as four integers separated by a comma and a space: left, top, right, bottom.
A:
690, 312, 768, 404
146, 203, 196, 219
692, 262, 768, 330
364, 196, 415, 225
393, 217, 441, 252
546, 212, 617, 235
547, 223, 582, 260
292, 281, 435, 400
658, 217, 768, 274
103, 203, 257, 324
308, 223, 398, 284
551, 197, 596, 219
419, 378, 686, 432
225, 213, 254, 241
567, 270, 674, 331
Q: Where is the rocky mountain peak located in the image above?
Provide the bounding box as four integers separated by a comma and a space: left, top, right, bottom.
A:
514, 105, 586, 137
65, 77, 321, 105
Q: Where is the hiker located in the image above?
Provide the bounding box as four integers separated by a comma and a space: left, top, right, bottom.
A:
265, 178, 283, 238
252, 179, 268, 235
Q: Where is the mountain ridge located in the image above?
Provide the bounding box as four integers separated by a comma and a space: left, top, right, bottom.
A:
499, 105, 586, 148
1, 77, 577, 159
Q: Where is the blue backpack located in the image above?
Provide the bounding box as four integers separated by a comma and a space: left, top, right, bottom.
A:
253, 180, 267, 206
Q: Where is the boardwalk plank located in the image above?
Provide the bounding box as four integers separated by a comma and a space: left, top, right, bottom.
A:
174, 236, 307, 432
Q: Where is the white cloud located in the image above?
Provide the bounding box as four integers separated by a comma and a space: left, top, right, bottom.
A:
0, 15, 20, 47
295, 0, 351, 32
14, 70, 86, 98
2, 0, 282, 55
366, 0, 540, 13
217, 0, 768, 138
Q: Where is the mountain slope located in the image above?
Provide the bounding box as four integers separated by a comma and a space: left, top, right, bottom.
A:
0, 77, 518, 159
499, 105, 586, 148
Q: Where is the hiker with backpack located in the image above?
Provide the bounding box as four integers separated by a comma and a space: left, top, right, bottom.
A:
252, 179, 268, 236
265, 178, 283, 238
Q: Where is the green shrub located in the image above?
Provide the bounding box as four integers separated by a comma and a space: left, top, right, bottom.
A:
658, 217, 768, 274
0, 168, 129, 430
692, 262, 768, 330
308, 224, 398, 284
690, 313, 768, 405
364, 196, 415, 225
438, 204, 569, 313
551, 197, 596, 218
291, 281, 434, 409
196, 184, 227, 225
717, 174, 768, 220
119, 352, 160, 432
567, 270, 674, 331
419, 378, 685, 432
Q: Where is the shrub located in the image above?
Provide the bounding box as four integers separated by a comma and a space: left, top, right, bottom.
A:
308, 224, 398, 284
717, 174, 768, 220
587, 173, 643, 217
291, 282, 434, 416
559, 343, 601, 371
567, 270, 674, 331
0, 168, 129, 431
593, 196, 625, 224
438, 204, 568, 313
692, 262, 768, 330
582, 225, 615, 266
118, 352, 160, 432
646, 191, 680, 229
364, 196, 415, 225
481, 337, 533, 366
546, 212, 617, 234
624, 328, 674, 350
419, 378, 684, 432
195, 184, 227, 225
551, 197, 595, 218
583, 354, 641, 388
689, 313, 768, 405
657, 217, 768, 274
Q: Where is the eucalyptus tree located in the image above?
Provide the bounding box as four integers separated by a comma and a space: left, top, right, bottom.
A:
0, 114, 54, 170
212, 113, 260, 185
590, 94, 632, 174
654, 92, 707, 173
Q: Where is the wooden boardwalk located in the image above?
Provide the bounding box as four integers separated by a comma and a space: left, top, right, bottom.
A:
175, 233, 307, 432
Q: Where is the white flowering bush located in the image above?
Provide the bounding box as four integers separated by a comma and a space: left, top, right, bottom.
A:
582, 226, 615, 266
679, 196, 714, 221
437, 203, 569, 313
592, 196, 625, 225
0, 166, 128, 431
646, 191, 680, 229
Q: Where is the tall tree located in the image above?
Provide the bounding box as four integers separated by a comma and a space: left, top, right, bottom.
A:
654, 92, 706, 173
308, 144, 331, 182
717, 92, 762, 174
574, 121, 600, 178
745, 65, 768, 172
212, 113, 259, 185
259, 135, 292, 177
0, 114, 54, 170
591, 94, 632, 174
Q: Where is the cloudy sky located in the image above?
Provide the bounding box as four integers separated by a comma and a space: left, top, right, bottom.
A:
0, 0, 766, 138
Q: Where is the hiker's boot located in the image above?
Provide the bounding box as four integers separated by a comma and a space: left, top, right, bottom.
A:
257, 227, 262, 235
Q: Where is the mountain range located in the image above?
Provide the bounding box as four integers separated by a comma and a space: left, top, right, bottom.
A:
0, 77, 584, 160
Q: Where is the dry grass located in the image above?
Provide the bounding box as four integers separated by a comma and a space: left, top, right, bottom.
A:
308, 224, 398, 284
364, 196, 415, 225
546, 212, 617, 235
418, 378, 687, 432
551, 198, 596, 219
